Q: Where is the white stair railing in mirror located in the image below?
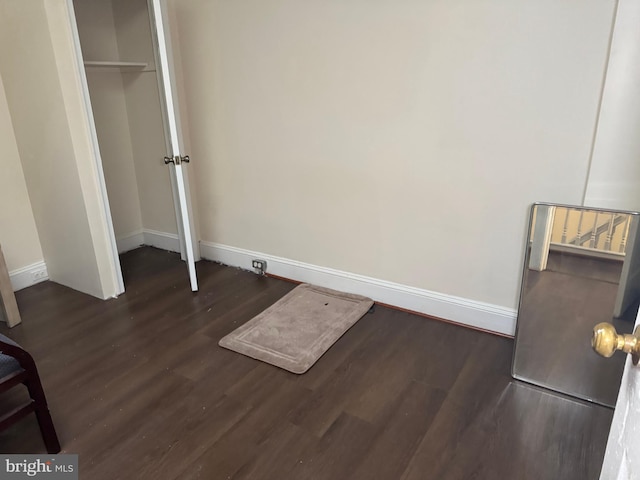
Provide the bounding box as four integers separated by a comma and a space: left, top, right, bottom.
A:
552, 207, 630, 258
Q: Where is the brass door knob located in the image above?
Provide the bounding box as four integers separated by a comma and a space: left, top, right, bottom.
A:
592, 322, 640, 365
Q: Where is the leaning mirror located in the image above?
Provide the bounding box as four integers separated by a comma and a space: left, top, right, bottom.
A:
512, 203, 640, 407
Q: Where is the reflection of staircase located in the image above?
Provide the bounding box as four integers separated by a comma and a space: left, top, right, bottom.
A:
551, 208, 631, 259
568, 214, 628, 251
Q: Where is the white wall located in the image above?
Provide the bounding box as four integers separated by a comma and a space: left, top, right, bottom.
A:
45, 0, 122, 297
74, 0, 178, 242
584, 0, 640, 212
0, 0, 119, 299
84, 71, 144, 239
0, 73, 44, 276
72, 0, 119, 59
170, 0, 616, 319
114, 0, 179, 237
0, 0, 624, 331
74, 0, 145, 240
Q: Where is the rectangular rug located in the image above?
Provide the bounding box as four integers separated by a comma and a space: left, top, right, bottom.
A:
219, 283, 374, 374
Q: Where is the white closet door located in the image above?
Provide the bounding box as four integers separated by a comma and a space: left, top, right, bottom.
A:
149, 0, 198, 291
599, 307, 640, 479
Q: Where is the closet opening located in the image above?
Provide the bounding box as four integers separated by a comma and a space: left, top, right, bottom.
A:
71, 0, 199, 293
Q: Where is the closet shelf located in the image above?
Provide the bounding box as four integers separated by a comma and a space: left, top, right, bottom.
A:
83, 61, 150, 71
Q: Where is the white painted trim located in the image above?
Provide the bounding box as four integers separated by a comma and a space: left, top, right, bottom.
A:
65, 0, 124, 295
199, 241, 517, 336
529, 205, 555, 271
143, 229, 180, 252
116, 230, 145, 254
116, 229, 181, 254
9, 262, 49, 292
149, 0, 200, 291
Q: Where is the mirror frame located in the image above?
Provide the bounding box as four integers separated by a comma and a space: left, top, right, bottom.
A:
511, 201, 640, 406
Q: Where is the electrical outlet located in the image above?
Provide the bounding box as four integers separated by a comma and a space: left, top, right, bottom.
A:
252, 259, 267, 275
31, 270, 47, 282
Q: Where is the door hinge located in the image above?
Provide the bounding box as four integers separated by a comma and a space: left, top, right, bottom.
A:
164, 155, 190, 165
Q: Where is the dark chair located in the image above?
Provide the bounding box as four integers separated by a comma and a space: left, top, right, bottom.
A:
0, 334, 60, 453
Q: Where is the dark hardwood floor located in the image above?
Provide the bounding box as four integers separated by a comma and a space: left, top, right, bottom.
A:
0, 247, 613, 479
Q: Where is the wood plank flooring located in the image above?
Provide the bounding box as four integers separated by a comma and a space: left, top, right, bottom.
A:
0, 247, 613, 479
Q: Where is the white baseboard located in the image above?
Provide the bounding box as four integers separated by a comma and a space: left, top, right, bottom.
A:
116, 230, 145, 253
116, 229, 181, 254
9, 228, 180, 293
9, 261, 49, 291
142, 229, 180, 253
199, 241, 517, 336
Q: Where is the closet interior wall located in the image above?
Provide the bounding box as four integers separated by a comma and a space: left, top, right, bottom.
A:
73, 0, 178, 253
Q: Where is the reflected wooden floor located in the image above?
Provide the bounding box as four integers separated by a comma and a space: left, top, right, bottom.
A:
514, 251, 633, 407
0, 247, 613, 479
